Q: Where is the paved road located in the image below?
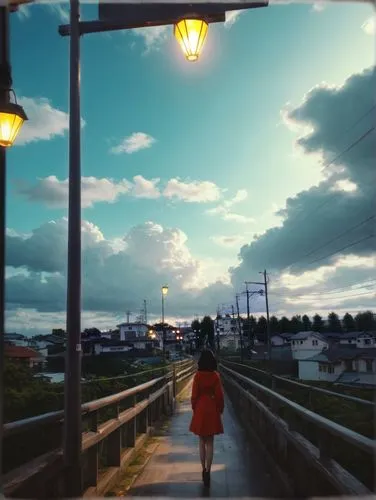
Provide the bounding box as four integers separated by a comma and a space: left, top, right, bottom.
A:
128, 381, 283, 498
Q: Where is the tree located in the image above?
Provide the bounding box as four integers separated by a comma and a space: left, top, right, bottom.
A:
302, 315, 312, 331
200, 316, 214, 348
255, 316, 267, 342
278, 316, 291, 334
51, 328, 65, 337
355, 311, 376, 332
312, 314, 324, 333
243, 315, 257, 340
269, 316, 279, 334
290, 315, 303, 333
342, 312, 356, 332
327, 312, 342, 332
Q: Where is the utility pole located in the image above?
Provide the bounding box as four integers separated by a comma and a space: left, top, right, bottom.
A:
244, 282, 251, 344
235, 294, 243, 362
144, 299, 147, 325
246, 270, 271, 361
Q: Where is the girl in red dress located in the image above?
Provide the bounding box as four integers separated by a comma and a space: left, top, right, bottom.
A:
189, 349, 224, 487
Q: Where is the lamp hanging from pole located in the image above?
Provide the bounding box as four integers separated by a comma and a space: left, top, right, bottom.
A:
174, 18, 208, 62
0, 90, 27, 147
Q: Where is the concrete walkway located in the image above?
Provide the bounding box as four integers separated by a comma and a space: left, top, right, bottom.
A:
127, 381, 283, 498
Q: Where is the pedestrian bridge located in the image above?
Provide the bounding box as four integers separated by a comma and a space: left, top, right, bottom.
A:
3, 359, 374, 498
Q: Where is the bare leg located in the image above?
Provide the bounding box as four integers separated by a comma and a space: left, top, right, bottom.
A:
205, 436, 214, 472
199, 437, 206, 471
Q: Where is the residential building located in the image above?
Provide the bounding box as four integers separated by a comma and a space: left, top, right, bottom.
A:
290, 331, 329, 360
5, 345, 45, 370
118, 322, 150, 341
298, 347, 376, 386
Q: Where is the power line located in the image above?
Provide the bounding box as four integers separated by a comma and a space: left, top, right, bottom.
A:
277, 214, 375, 273
271, 126, 375, 248
270, 279, 376, 297
306, 234, 375, 267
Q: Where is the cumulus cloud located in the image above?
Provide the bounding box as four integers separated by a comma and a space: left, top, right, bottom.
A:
15, 176, 132, 208
110, 132, 156, 154
15, 97, 84, 146
231, 66, 376, 290
163, 178, 222, 203
5, 218, 233, 318
207, 189, 254, 224
15, 175, 227, 207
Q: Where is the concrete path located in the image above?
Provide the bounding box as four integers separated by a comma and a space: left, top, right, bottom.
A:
127, 381, 283, 498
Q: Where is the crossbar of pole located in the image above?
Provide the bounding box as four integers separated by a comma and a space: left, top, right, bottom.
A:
59, 14, 225, 37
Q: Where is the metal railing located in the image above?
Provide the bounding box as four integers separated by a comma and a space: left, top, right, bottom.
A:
3, 359, 196, 498
220, 363, 375, 496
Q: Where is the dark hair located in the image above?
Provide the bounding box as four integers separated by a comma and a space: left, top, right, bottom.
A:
198, 349, 217, 372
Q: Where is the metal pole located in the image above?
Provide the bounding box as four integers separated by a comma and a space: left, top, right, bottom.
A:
63, 0, 82, 496
162, 292, 165, 360
245, 282, 250, 344
235, 295, 243, 362
264, 270, 271, 361
0, 7, 10, 493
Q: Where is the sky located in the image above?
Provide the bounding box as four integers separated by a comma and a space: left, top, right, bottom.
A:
4, 0, 376, 335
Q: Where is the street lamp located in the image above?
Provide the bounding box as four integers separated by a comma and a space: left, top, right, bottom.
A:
0, 5, 28, 491
174, 18, 208, 62
0, 96, 28, 148
161, 285, 168, 359
58, 1, 268, 495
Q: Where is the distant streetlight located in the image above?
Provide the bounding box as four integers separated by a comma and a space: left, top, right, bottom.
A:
174, 18, 208, 62
161, 285, 168, 359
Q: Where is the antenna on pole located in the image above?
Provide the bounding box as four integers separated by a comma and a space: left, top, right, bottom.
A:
126, 311, 131, 324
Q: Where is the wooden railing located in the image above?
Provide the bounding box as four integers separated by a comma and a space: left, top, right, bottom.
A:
3, 359, 196, 498
220, 363, 375, 497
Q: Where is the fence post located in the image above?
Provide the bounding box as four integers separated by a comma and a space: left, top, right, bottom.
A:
173, 363, 177, 399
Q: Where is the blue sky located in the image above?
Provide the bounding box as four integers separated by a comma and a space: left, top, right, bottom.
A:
5, 0, 376, 333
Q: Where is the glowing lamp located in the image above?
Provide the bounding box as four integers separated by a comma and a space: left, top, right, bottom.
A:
0, 101, 28, 148
162, 285, 169, 296
174, 18, 208, 62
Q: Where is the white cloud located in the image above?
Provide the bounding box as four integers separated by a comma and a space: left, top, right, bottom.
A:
163, 178, 222, 203
45, 2, 69, 22
131, 26, 170, 53
362, 16, 375, 36
131, 175, 160, 199
211, 235, 246, 248
311, 1, 327, 12
15, 176, 131, 209
224, 10, 243, 28
331, 179, 358, 193
206, 189, 254, 224
6, 218, 233, 321
16, 4, 31, 20
110, 132, 156, 154
16, 175, 224, 207
16, 97, 85, 146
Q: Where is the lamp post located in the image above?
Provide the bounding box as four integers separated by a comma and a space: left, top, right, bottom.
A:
0, 5, 28, 491
58, 1, 268, 495
161, 285, 168, 360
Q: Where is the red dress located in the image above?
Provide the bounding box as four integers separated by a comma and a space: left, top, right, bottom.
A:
189, 370, 224, 437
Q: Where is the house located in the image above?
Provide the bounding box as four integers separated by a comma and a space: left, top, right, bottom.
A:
356, 332, 376, 348
290, 331, 329, 360
118, 322, 150, 341
5, 345, 45, 369
298, 346, 376, 386
270, 334, 285, 346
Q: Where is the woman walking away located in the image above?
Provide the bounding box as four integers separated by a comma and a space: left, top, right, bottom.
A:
189, 349, 224, 488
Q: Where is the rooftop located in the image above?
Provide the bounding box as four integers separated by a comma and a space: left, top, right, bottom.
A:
5, 345, 44, 359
